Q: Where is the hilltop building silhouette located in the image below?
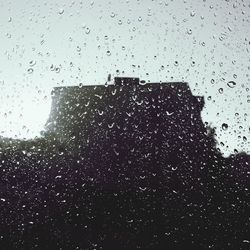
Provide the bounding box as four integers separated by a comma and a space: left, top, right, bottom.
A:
45, 77, 208, 190
0, 77, 249, 249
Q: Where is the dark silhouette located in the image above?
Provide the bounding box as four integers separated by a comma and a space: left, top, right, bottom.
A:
0, 77, 249, 249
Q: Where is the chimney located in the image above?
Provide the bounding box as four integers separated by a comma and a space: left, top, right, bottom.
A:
114, 77, 140, 86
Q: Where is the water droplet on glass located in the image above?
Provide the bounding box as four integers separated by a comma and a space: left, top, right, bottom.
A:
58, 9, 64, 15
27, 68, 34, 74
85, 27, 90, 34
171, 166, 177, 171
106, 50, 111, 56
218, 88, 223, 94
166, 111, 174, 116
50, 64, 55, 71
98, 110, 104, 116
222, 123, 228, 130
227, 81, 236, 88
190, 11, 196, 17
29, 60, 36, 67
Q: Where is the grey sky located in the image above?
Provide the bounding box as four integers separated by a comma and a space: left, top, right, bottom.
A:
0, 0, 249, 156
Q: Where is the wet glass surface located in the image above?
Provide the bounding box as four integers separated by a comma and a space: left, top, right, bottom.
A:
0, 1, 249, 249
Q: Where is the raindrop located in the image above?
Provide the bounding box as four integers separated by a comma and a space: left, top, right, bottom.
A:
243, 240, 249, 244
98, 110, 104, 116
171, 166, 177, 171
139, 80, 146, 85
108, 122, 114, 129
218, 88, 223, 94
27, 68, 34, 74
85, 27, 91, 34
29, 60, 36, 67
190, 11, 196, 17
227, 81, 236, 88
222, 123, 228, 130
166, 111, 174, 116
106, 50, 111, 56
58, 9, 64, 15
50, 64, 55, 71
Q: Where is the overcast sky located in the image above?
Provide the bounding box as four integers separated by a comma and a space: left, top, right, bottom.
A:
0, 0, 249, 156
